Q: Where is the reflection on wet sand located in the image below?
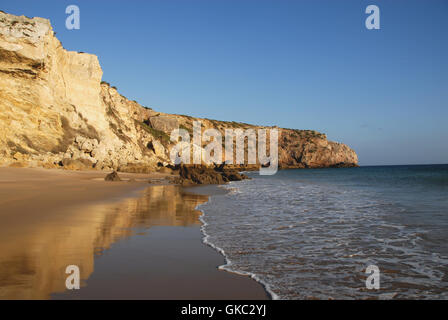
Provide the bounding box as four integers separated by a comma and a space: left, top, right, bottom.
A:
0, 185, 208, 299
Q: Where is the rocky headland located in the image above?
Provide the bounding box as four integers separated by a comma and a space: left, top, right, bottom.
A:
0, 11, 358, 184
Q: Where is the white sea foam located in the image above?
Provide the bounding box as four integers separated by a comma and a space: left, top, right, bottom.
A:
196, 195, 280, 300
196, 169, 448, 299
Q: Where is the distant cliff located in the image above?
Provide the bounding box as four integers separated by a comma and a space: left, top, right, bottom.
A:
0, 11, 358, 172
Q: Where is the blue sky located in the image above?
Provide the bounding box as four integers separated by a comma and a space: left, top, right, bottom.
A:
2, 0, 447, 165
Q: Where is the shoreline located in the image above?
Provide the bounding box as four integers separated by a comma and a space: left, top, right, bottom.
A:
0, 167, 268, 299
188, 184, 278, 300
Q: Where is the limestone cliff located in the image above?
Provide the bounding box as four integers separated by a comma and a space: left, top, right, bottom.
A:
0, 12, 358, 171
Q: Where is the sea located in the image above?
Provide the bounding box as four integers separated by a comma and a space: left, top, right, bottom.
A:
198, 165, 448, 299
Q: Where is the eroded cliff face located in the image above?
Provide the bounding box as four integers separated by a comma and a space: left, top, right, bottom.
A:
0, 12, 358, 171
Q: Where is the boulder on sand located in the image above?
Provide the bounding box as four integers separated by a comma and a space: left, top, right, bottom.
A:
173, 164, 249, 186
105, 171, 121, 181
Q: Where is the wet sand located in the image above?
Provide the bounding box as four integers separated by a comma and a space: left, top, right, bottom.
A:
0, 167, 268, 299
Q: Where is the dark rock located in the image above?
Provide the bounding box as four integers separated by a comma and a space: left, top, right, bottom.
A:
105, 171, 121, 181
222, 170, 243, 181
172, 164, 249, 186
330, 162, 359, 168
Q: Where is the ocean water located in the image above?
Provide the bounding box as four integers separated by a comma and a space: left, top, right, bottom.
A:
198, 165, 448, 299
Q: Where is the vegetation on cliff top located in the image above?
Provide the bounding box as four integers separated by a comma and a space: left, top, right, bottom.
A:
137, 120, 170, 144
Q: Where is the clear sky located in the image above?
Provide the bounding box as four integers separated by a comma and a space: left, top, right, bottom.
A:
2, 0, 447, 165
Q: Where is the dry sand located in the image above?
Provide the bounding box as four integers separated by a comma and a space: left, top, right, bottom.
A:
0, 167, 268, 299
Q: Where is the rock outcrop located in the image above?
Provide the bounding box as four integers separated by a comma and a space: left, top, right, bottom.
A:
171, 164, 249, 186
0, 11, 358, 172
104, 171, 121, 182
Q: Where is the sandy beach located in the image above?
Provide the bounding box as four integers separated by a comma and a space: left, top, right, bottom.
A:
0, 167, 268, 300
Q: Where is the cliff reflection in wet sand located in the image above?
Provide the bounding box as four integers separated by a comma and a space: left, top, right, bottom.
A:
0, 185, 207, 299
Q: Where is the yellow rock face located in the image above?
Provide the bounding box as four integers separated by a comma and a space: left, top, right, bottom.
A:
0, 12, 167, 171
0, 11, 358, 171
